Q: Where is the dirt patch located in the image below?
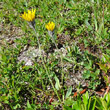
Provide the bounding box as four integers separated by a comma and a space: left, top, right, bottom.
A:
0, 22, 24, 47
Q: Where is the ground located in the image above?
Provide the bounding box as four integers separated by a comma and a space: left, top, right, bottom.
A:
0, 0, 110, 110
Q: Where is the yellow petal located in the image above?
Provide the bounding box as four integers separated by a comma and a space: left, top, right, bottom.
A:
45, 21, 55, 31
20, 9, 36, 22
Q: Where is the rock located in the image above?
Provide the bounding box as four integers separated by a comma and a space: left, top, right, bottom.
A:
18, 46, 46, 66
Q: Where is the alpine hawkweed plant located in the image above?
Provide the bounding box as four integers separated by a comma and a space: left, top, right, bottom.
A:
46, 21, 55, 41
20, 10, 61, 102
20, 9, 40, 46
20, 9, 36, 28
46, 21, 64, 96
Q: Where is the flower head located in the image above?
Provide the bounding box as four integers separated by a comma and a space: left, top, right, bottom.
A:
45, 21, 55, 31
20, 9, 36, 22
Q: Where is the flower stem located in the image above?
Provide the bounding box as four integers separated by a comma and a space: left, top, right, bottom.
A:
51, 33, 65, 102
52, 34, 64, 86
31, 24, 61, 102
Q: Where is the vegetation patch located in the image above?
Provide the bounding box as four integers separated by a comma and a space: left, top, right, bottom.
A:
0, 0, 110, 109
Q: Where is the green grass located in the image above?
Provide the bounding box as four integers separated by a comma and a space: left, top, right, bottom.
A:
1, 0, 110, 109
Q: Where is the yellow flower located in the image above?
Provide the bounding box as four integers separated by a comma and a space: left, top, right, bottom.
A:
20, 9, 36, 22
45, 21, 55, 31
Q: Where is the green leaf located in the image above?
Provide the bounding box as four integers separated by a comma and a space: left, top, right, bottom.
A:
72, 101, 81, 110
63, 57, 73, 63
82, 91, 89, 109
64, 105, 73, 110
83, 70, 91, 79
27, 100, 32, 109
96, 97, 103, 110
13, 104, 21, 109
89, 97, 96, 110
54, 76, 61, 90
64, 97, 74, 106
51, 101, 60, 106
85, 18, 92, 30
65, 86, 72, 99
51, 60, 58, 68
